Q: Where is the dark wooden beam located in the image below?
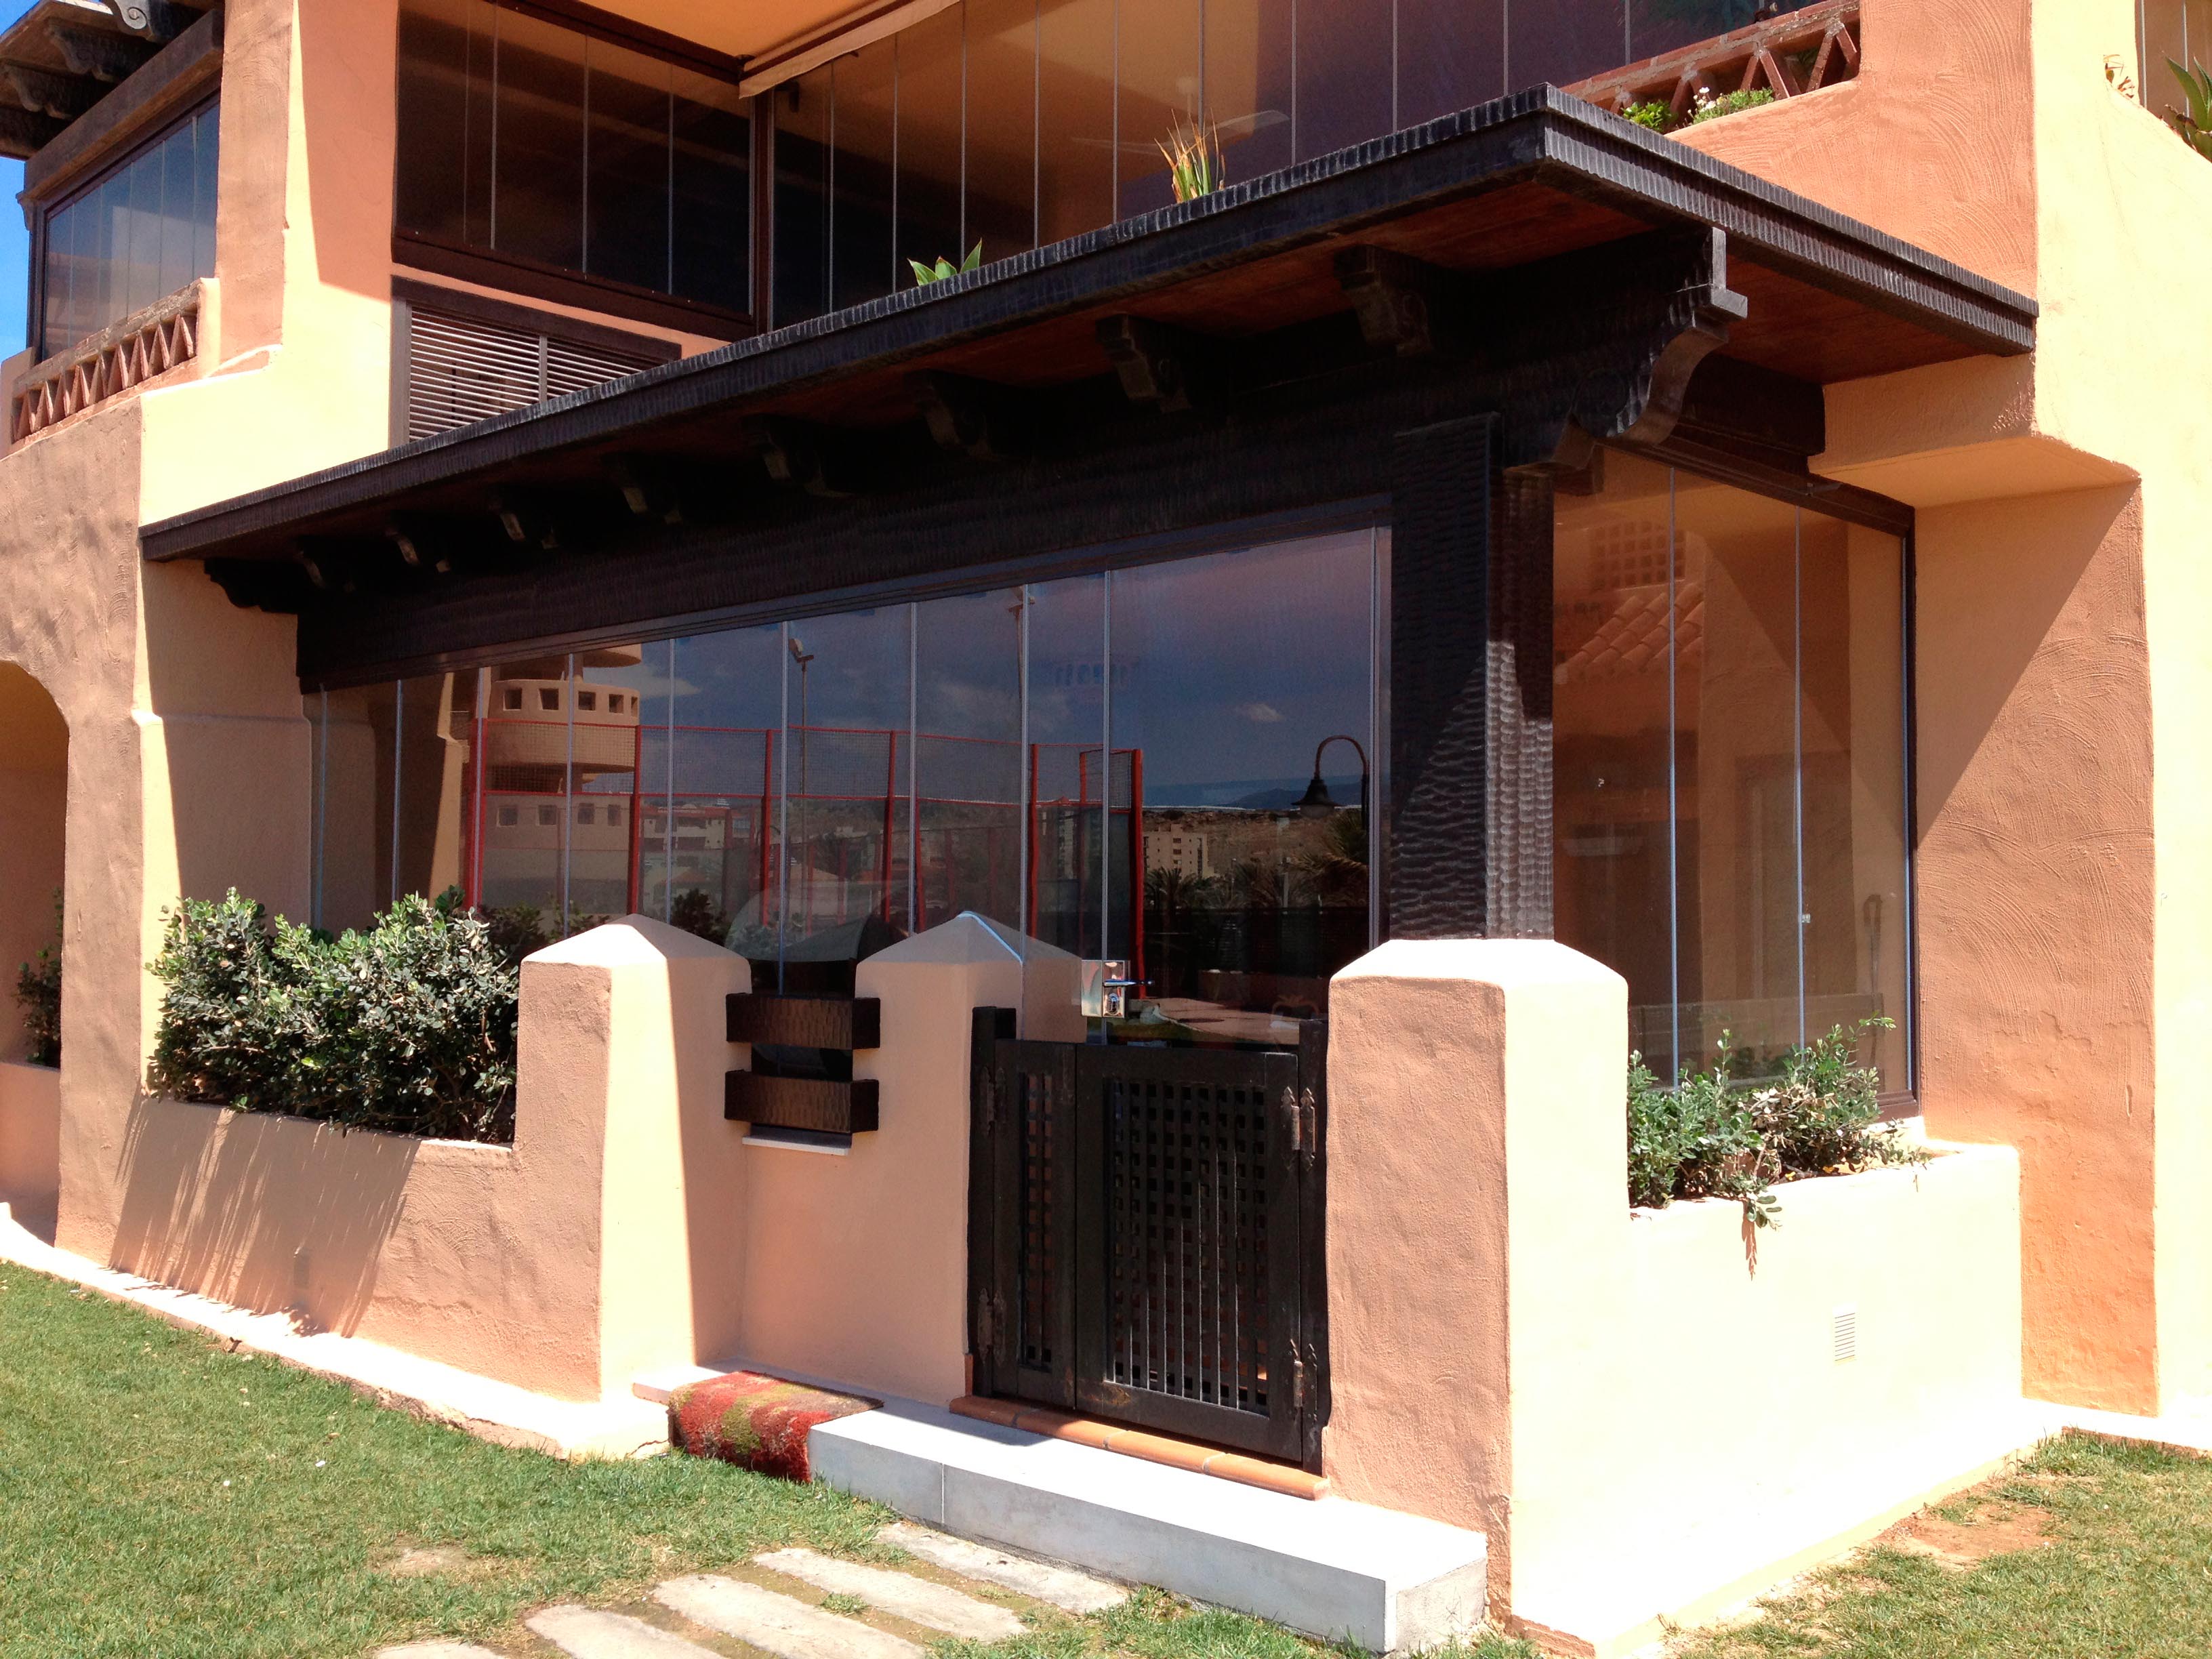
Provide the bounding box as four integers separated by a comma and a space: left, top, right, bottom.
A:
907, 369, 1033, 462
747, 415, 851, 497
1672, 354, 1827, 472
45, 21, 156, 82
0, 104, 64, 157
3, 64, 100, 120
487, 489, 562, 552
1336, 246, 1475, 359
1097, 314, 1229, 414
602, 454, 688, 525
25, 7, 221, 197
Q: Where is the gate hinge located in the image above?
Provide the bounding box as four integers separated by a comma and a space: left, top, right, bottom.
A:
1281, 1086, 1303, 1155
1298, 1087, 1318, 1169
1290, 1345, 1307, 1410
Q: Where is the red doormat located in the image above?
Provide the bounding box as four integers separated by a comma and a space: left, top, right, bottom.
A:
667, 1371, 880, 1481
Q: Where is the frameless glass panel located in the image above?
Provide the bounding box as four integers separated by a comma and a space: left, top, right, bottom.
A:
192, 104, 222, 274
1116, 0, 1202, 218
831, 40, 899, 310
774, 67, 834, 325
586, 39, 674, 293
1628, 0, 1755, 62
493, 9, 587, 271
1026, 573, 1108, 959
899, 4, 968, 279
157, 121, 197, 299
1553, 451, 1685, 1080
781, 609, 914, 958
1206, 0, 1293, 183
1107, 533, 1376, 1047
1800, 517, 1910, 1092
1399, 0, 1504, 124
124, 144, 162, 316
562, 644, 654, 927
966, 0, 1038, 263
1675, 475, 1803, 1076
1037, 0, 1116, 243
393, 673, 471, 906
394, 0, 483, 245
916, 588, 1027, 933
471, 654, 573, 937
1294, 0, 1395, 162
1506, 0, 1626, 91
670, 625, 785, 963
310, 685, 389, 937
671, 69, 753, 313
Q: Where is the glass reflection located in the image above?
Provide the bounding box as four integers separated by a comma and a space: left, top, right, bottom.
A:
967, 0, 1040, 262
1117, 0, 1203, 218
1295, 0, 1394, 161
832, 40, 898, 311
1206, 0, 1294, 184
671, 625, 786, 960
916, 589, 1027, 933
1037, 0, 1116, 243
1025, 574, 1109, 959
774, 68, 834, 326
899, 5, 969, 276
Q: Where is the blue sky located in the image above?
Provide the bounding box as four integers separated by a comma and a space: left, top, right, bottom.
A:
0, 0, 35, 357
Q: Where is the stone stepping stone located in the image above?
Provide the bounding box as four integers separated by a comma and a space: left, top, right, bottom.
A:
754, 1547, 1026, 1641
879, 1521, 1130, 1614
375, 1646, 506, 1659
653, 1574, 923, 1659
526, 1605, 724, 1658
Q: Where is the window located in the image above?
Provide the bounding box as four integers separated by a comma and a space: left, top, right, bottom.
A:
539, 689, 560, 711
1553, 452, 1912, 1095
577, 691, 598, 712
767, 0, 1829, 327
394, 0, 752, 327
310, 527, 1386, 1038
37, 101, 220, 362
502, 687, 524, 712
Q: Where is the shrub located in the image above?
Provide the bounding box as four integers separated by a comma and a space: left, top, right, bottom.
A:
148, 889, 518, 1143
1627, 1019, 1923, 1229
1623, 100, 1678, 134
14, 890, 62, 1068
1690, 87, 1777, 124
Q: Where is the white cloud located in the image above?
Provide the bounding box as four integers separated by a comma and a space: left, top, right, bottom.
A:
1237, 701, 1284, 724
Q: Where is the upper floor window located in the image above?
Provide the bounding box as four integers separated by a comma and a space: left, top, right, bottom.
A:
394, 0, 753, 330
37, 102, 219, 363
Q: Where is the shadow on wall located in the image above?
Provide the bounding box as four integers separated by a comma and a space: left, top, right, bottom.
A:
0, 661, 67, 1063
110, 1092, 415, 1334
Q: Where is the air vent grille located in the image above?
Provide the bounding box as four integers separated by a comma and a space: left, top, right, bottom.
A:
403, 306, 663, 443
1832, 1304, 1859, 1364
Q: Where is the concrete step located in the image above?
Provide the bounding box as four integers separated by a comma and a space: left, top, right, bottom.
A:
754, 1547, 1026, 1640
879, 1521, 1130, 1614
525, 1606, 724, 1658
809, 1399, 1487, 1653
653, 1574, 924, 1659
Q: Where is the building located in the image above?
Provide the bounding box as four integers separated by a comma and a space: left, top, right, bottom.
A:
0, 0, 2196, 1651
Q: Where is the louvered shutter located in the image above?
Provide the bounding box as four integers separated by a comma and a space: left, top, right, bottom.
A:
401, 304, 666, 443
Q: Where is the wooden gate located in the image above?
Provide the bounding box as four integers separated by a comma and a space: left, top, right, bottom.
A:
967, 1010, 1329, 1468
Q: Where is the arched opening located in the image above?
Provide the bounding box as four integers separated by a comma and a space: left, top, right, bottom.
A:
0, 663, 66, 1067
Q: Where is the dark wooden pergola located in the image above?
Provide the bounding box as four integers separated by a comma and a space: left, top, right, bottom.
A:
144, 87, 2034, 941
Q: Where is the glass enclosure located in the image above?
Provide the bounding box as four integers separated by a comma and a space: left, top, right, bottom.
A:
310, 526, 1389, 1044
770, 0, 1809, 326
38, 102, 219, 361
394, 0, 752, 314
2143, 0, 2212, 116
1552, 451, 1912, 1094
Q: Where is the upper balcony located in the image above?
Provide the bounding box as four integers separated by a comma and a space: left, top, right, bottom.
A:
392, 0, 1863, 345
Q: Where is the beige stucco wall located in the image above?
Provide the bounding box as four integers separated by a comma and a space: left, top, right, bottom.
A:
0, 1060, 61, 1240
1324, 939, 2026, 1656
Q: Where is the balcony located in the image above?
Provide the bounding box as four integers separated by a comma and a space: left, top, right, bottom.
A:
1565, 0, 1862, 121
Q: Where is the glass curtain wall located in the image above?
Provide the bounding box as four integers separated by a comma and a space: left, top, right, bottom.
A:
309, 527, 1387, 1042
771, 0, 1805, 325
1552, 452, 1912, 1094
39, 102, 219, 361
394, 0, 752, 312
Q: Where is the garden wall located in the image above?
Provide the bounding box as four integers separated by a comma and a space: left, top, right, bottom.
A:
1323, 939, 2029, 1658
0, 1059, 60, 1239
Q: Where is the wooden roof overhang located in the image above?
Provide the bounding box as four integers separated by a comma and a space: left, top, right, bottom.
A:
142, 87, 2035, 687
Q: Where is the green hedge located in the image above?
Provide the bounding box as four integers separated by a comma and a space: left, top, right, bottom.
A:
148, 889, 519, 1144
14, 892, 60, 1068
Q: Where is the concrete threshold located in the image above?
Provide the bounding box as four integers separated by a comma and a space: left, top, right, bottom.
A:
808, 1396, 1488, 1654
0, 1204, 669, 1460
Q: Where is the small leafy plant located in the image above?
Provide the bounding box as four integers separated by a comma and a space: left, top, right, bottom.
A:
14, 890, 62, 1068
148, 888, 520, 1143
1158, 115, 1225, 203
1690, 86, 1777, 123
1628, 1018, 1923, 1229
909, 242, 983, 286
1623, 100, 1679, 134
2168, 58, 2212, 160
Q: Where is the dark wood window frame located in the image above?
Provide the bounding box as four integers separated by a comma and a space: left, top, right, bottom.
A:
26, 90, 221, 367
390, 0, 765, 342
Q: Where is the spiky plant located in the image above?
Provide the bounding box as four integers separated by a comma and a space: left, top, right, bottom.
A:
908, 241, 983, 286
2169, 58, 2212, 160
1157, 117, 1225, 203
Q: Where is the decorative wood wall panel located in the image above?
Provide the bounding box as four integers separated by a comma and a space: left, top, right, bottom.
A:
11, 283, 200, 442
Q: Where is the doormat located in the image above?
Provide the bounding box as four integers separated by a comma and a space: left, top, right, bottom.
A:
668, 1370, 880, 1481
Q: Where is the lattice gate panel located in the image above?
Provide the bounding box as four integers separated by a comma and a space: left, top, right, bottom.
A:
1102, 1072, 1274, 1416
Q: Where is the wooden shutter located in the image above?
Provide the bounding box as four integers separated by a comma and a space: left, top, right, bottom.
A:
396, 298, 670, 443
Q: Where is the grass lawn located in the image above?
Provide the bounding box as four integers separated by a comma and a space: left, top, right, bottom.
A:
1666, 1434, 2212, 1659
0, 1263, 1529, 1659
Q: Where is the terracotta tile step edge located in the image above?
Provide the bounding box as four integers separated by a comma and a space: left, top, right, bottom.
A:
949, 1395, 1329, 1499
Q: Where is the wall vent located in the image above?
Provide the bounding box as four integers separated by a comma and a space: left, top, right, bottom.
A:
392, 287, 676, 445
1832, 1304, 1859, 1364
